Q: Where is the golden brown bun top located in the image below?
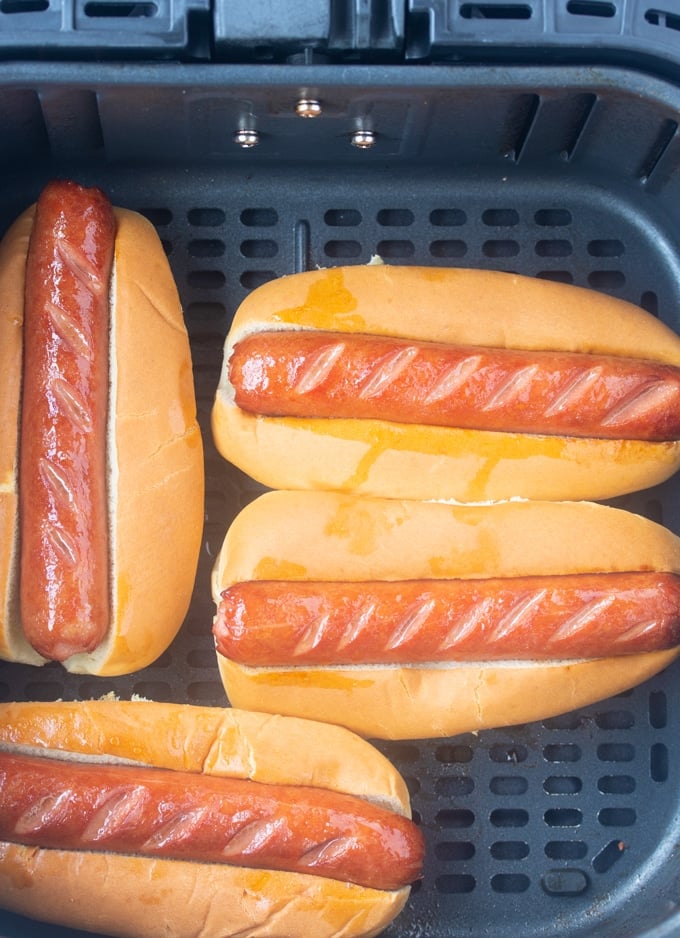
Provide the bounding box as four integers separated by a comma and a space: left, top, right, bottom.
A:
212, 490, 680, 595
227, 264, 680, 364
0, 699, 411, 816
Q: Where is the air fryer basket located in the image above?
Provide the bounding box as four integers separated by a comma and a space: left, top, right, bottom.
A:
2, 60, 680, 937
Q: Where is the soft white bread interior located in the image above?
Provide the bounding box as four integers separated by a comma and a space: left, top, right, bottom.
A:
212, 491, 680, 740
0, 700, 413, 938
0, 205, 204, 674
212, 265, 680, 501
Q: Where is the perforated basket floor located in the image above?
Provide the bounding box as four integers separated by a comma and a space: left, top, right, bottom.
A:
2, 60, 680, 938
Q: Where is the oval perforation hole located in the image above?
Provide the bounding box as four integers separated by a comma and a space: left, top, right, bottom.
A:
436, 776, 475, 797
489, 775, 528, 796
240, 239, 278, 259
240, 270, 276, 289
436, 841, 475, 861
597, 743, 635, 762
188, 239, 225, 258
640, 290, 659, 316
240, 208, 278, 227
188, 208, 225, 227
588, 239, 625, 257
545, 840, 588, 860
430, 208, 467, 226
185, 301, 227, 321
379, 742, 421, 764
324, 209, 362, 227
436, 744, 474, 764
598, 774, 635, 795
0, 0, 49, 10
491, 873, 530, 893
84, 1, 156, 15
139, 207, 172, 226
482, 208, 520, 226
376, 240, 415, 258
430, 239, 467, 258
649, 691, 667, 728
567, 0, 616, 17
490, 840, 529, 860
490, 743, 528, 764
187, 270, 226, 289
545, 808, 582, 828
535, 239, 573, 257
651, 742, 669, 782
598, 807, 636, 827
592, 839, 626, 874
436, 808, 475, 828
490, 808, 529, 828
595, 710, 635, 730
544, 744, 582, 763
324, 240, 362, 258
483, 239, 520, 258
588, 270, 625, 289
535, 208, 572, 227
537, 270, 574, 283
542, 868, 589, 895
544, 775, 582, 795
377, 209, 414, 226
435, 874, 476, 894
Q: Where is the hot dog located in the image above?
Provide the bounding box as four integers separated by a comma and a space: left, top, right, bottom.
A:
212, 264, 680, 502
0, 698, 423, 938
0, 180, 204, 673
212, 491, 680, 740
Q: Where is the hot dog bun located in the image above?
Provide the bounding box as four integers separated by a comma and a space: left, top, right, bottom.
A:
0, 195, 204, 674
212, 491, 680, 740
212, 264, 680, 502
0, 698, 415, 938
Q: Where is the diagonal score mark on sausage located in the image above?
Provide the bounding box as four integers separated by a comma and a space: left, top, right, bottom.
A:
82, 787, 149, 843
423, 354, 483, 404
386, 597, 437, 650
293, 341, 346, 394
294, 612, 333, 656
601, 381, 680, 428
142, 805, 212, 851
486, 589, 549, 644
221, 816, 291, 860
357, 345, 419, 399
49, 377, 93, 434
550, 595, 617, 644
544, 366, 604, 417
56, 238, 107, 297
336, 600, 378, 650
46, 301, 91, 359
437, 595, 497, 652
480, 364, 541, 412
14, 790, 74, 837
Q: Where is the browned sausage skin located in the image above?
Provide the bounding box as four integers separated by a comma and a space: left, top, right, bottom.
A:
214, 571, 680, 666
229, 331, 680, 442
19, 180, 115, 661
0, 752, 424, 891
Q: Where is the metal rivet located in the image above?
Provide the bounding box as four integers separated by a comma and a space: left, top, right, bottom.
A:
351, 129, 376, 149
234, 128, 259, 148
296, 98, 322, 118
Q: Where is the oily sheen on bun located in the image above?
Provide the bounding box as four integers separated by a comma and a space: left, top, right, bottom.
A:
212, 491, 680, 740
0, 698, 420, 938
0, 181, 204, 674
212, 264, 680, 502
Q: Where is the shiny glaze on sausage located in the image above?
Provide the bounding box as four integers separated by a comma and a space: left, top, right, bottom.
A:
229, 331, 680, 441
19, 180, 115, 660
214, 571, 680, 665
0, 752, 424, 890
